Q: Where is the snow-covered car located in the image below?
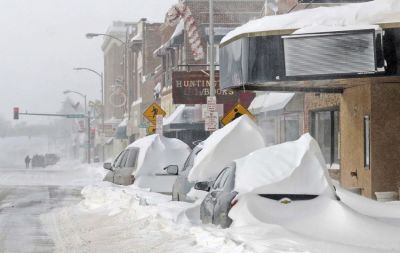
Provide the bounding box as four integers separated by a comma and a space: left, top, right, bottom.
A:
168, 115, 265, 202
195, 133, 335, 228
170, 141, 203, 201
103, 134, 190, 194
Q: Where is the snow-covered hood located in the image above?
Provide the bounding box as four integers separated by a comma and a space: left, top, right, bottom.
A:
234, 133, 334, 197
229, 194, 400, 251
221, 0, 400, 44
188, 115, 265, 182
128, 134, 191, 177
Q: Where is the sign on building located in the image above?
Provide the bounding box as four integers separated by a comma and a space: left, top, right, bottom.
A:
221, 103, 255, 126
143, 103, 166, 124
172, 71, 239, 104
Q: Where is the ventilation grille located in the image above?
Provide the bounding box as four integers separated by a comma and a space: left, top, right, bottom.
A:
283, 31, 377, 77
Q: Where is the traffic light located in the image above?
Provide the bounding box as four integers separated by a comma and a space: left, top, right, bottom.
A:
13, 107, 19, 120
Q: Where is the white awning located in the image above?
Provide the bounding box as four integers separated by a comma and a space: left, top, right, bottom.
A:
249, 92, 295, 115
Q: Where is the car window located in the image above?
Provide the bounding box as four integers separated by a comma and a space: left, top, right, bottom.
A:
113, 151, 124, 167
181, 147, 202, 172
212, 167, 231, 190
126, 148, 139, 168
119, 151, 129, 168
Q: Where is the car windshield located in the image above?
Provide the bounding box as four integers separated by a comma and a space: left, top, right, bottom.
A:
181, 146, 202, 172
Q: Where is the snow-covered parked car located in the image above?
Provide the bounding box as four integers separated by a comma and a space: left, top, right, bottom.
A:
103, 134, 190, 194
195, 133, 335, 228
169, 115, 265, 202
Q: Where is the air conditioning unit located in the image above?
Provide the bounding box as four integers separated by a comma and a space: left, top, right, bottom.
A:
282, 29, 384, 77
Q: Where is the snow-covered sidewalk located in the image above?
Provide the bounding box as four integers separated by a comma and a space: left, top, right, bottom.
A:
41, 182, 396, 253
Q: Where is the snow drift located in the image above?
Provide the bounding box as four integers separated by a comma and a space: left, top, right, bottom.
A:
188, 115, 265, 182
229, 194, 400, 251
221, 0, 400, 44
234, 133, 334, 197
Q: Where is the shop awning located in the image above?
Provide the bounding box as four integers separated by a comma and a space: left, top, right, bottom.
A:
249, 92, 295, 115
163, 105, 204, 130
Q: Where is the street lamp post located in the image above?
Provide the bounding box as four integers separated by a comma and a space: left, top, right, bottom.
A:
86, 32, 129, 114
73, 67, 105, 162
63, 89, 90, 164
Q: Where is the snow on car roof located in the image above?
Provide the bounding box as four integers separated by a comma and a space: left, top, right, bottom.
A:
221, 0, 400, 45
188, 115, 265, 182
128, 134, 190, 177
234, 133, 335, 197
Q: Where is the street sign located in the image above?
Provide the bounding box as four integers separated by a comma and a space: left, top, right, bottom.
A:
205, 111, 219, 131
221, 103, 255, 126
147, 125, 156, 135
66, 114, 86, 119
143, 103, 166, 124
207, 96, 217, 112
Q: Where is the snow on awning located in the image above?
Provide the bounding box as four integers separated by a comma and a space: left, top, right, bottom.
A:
163, 105, 185, 126
163, 105, 204, 130
248, 92, 295, 115
153, 20, 184, 57
221, 0, 400, 45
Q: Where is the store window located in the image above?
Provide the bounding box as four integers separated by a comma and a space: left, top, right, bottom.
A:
311, 109, 340, 168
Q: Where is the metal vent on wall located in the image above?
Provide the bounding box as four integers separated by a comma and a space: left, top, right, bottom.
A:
283, 30, 379, 77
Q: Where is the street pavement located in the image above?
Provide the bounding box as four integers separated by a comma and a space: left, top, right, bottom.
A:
0, 166, 84, 253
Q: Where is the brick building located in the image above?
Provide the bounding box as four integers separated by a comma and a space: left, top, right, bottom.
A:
219, 0, 400, 199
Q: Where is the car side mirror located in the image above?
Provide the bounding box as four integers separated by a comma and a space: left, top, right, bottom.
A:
194, 181, 210, 192
164, 165, 178, 175
103, 162, 113, 170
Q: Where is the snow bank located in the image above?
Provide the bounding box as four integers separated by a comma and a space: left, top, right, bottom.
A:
221, 0, 400, 44
188, 115, 265, 182
336, 185, 400, 220
128, 134, 190, 177
234, 134, 334, 197
229, 194, 400, 251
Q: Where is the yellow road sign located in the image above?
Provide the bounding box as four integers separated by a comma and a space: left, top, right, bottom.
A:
147, 125, 156, 135
143, 103, 166, 124
221, 103, 255, 126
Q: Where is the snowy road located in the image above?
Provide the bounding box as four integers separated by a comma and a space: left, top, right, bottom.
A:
0, 162, 105, 253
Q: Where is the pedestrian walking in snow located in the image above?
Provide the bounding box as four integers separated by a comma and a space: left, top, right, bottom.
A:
25, 155, 31, 168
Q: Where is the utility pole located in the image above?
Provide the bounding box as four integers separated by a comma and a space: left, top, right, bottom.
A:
87, 111, 91, 164
204, 0, 219, 132
209, 0, 215, 97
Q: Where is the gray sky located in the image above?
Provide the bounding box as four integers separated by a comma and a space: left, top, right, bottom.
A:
0, 0, 176, 124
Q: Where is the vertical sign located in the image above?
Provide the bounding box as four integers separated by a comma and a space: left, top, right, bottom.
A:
205, 96, 218, 131
156, 115, 163, 135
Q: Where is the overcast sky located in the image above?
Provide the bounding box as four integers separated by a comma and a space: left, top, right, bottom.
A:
0, 0, 176, 124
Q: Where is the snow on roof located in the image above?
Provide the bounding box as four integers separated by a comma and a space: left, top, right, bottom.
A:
249, 92, 295, 114
130, 32, 142, 42
188, 115, 266, 182
221, 0, 400, 44
153, 20, 184, 57
128, 134, 190, 177
234, 133, 335, 197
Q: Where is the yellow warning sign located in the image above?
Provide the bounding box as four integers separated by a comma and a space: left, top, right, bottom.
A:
143, 103, 166, 124
221, 103, 255, 126
147, 125, 156, 135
